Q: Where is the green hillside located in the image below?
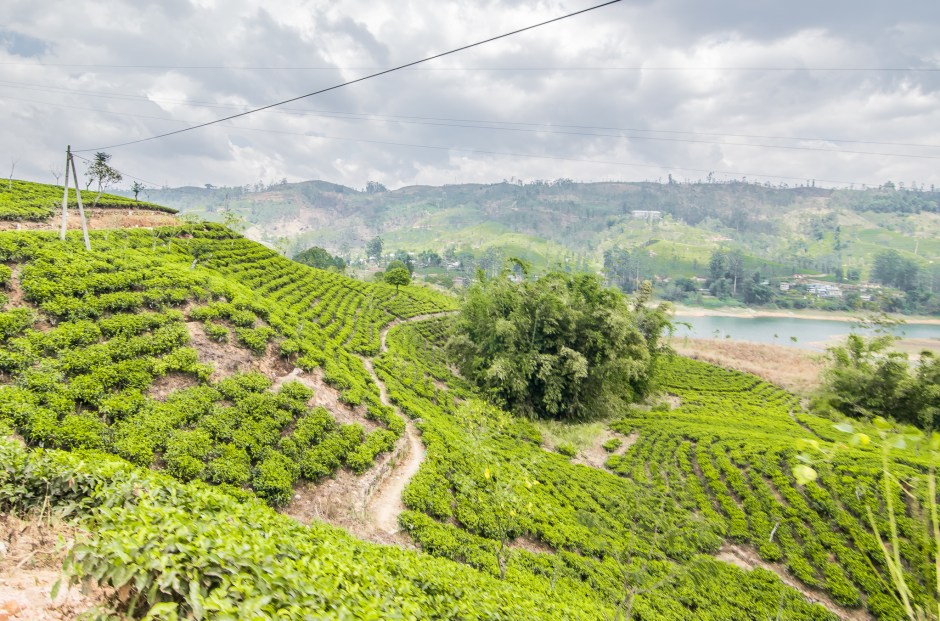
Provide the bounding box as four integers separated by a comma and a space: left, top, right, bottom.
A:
0, 180, 935, 619
1, 178, 175, 220
132, 180, 940, 302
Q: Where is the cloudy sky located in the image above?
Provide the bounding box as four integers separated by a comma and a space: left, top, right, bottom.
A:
3, 0, 940, 191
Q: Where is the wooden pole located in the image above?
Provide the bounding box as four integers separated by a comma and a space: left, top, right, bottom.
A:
67, 152, 91, 251
60, 146, 70, 240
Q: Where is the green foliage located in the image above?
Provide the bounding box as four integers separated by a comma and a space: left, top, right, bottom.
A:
252, 448, 299, 505
384, 266, 411, 291
0, 439, 607, 620
872, 249, 920, 292
0, 308, 33, 341
0, 178, 175, 221
448, 269, 669, 420
0, 224, 453, 507
603, 437, 623, 452
555, 441, 577, 457
201, 320, 229, 342
379, 317, 935, 619
821, 331, 939, 429
292, 245, 346, 271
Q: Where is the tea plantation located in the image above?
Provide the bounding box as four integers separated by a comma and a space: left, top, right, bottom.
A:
0, 178, 175, 220
0, 180, 935, 620
377, 317, 937, 620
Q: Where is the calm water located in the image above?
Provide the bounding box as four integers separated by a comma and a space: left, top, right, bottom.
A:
673, 314, 940, 351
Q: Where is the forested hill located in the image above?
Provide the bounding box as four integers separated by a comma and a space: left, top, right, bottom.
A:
131, 179, 940, 283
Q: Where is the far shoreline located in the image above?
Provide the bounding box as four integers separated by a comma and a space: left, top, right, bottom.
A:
670, 304, 940, 326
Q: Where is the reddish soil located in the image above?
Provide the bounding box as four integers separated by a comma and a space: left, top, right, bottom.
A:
148, 372, 199, 400
184, 321, 290, 382
0, 514, 106, 620
0, 209, 177, 232
507, 536, 554, 555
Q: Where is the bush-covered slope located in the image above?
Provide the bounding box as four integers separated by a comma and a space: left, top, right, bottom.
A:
0, 224, 454, 505
0, 438, 607, 620
377, 317, 937, 620
0, 207, 934, 619
0, 179, 176, 221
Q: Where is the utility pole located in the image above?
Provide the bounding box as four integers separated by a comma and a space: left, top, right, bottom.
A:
60, 147, 70, 240
60, 146, 91, 250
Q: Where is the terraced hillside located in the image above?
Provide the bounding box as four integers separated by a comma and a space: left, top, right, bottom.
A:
378, 317, 937, 620
1, 179, 175, 221
0, 224, 454, 507
0, 182, 935, 619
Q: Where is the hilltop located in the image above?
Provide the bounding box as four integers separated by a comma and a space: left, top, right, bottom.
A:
0, 179, 935, 619
0, 178, 178, 230
132, 179, 940, 283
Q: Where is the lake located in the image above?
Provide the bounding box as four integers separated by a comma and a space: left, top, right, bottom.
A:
672, 314, 940, 351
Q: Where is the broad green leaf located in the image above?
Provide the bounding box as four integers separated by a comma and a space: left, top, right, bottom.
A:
793, 464, 818, 485
872, 417, 892, 431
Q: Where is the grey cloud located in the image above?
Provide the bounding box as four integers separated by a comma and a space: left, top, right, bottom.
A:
1, 0, 939, 191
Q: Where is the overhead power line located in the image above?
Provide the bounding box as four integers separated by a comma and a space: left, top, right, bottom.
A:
3, 62, 940, 72
73, 0, 623, 152
5, 79, 940, 151
53, 103, 879, 187
8, 91, 939, 161
71, 153, 163, 187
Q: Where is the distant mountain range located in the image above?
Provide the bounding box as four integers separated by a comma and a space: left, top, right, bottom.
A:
124, 179, 940, 284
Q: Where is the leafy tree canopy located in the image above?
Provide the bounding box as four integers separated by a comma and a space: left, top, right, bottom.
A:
293, 246, 346, 272
366, 236, 383, 261
384, 266, 411, 291
819, 326, 939, 430
447, 267, 671, 420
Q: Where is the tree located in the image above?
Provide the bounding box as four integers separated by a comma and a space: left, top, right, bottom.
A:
725, 250, 745, 296
85, 152, 122, 207
392, 250, 415, 274
447, 267, 671, 420
817, 322, 940, 429
8, 157, 18, 190
872, 249, 920, 292
418, 250, 442, 267
293, 246, 346, 272
384, 267, 411, 292
366, 236, 383, 262
365, 180, 387, 194
131, 181, 144, 201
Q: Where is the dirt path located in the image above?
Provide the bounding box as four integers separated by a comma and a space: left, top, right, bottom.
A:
716, 543, 873, 621
358, 312, 454, 537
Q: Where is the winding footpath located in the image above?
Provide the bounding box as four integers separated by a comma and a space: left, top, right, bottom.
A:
359, 312, 457, 536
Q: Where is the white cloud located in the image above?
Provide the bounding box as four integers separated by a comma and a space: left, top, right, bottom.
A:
1, 0, 939, 190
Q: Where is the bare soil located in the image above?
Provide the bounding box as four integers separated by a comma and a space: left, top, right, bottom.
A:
0, 514, 106, 621
3, 267, 26, 311
0, 209, 177, 232
184, 321, 290, 382
671, 338, 825, 394
367, 420, 424, 537
507, 536, 555, 555
148, 372, 199, 400
285, 313, 452, 547
662, 394, 682, 410
715, 543, 872, 621
572, 430, 638, 469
